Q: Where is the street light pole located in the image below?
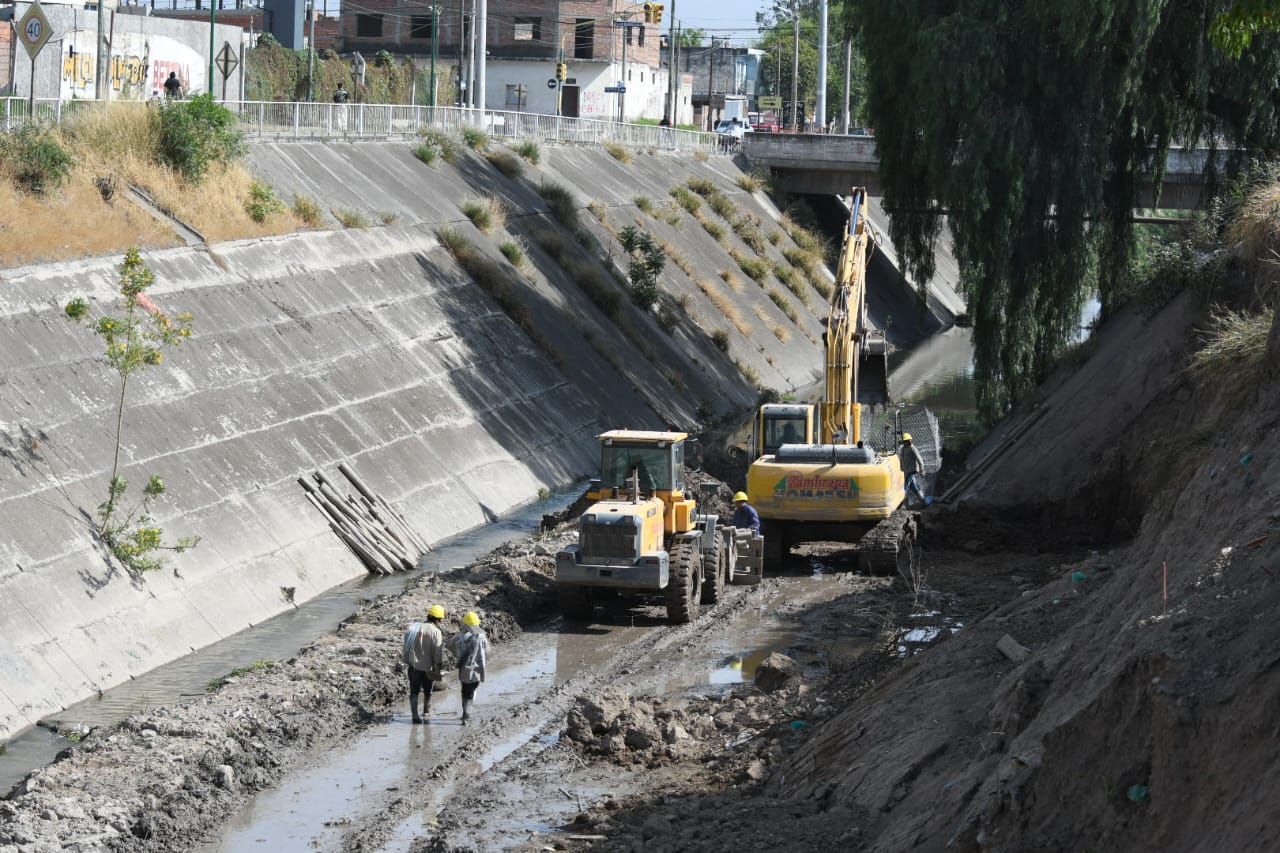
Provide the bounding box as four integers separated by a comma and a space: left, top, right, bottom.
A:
209, 0, 217, 95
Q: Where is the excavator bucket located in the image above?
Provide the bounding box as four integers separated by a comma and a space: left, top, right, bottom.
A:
858, 330, 890, 405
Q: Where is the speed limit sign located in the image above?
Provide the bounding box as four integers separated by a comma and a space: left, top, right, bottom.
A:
18, 1, 53, 61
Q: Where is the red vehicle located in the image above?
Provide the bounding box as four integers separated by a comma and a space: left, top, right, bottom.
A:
748, 112, 780, 133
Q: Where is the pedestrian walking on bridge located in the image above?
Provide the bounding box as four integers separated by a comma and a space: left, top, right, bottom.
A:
403, 605, 445, 723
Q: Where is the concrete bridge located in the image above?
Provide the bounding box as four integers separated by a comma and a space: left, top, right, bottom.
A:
743, 133, 1221, 210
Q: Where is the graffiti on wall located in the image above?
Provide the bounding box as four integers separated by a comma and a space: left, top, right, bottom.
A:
61, 31, 206, 100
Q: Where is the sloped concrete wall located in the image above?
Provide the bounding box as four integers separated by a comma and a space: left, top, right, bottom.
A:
0, 226, 600, 739
0, 139, 837, 740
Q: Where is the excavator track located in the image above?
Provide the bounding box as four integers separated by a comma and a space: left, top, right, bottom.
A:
857, 508, 919, 576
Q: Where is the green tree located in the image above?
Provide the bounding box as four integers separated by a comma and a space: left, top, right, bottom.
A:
1213, 0, 1280, 55
848, 1, 1280, 420
64, 249, 199, 573
619, 225, 666, 309
754, 1, 868, 128
679, 28, 708, 48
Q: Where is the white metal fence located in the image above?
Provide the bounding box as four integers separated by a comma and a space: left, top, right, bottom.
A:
0, 97, 718, 155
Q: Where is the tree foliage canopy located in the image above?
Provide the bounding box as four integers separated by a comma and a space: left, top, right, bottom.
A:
847, 1, 1280, 420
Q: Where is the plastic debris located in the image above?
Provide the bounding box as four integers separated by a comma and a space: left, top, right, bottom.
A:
1127, 784, 1150, 802
1240, 452, 1254, 467
1071, 571, 1087, 584
789, 720, 810, 730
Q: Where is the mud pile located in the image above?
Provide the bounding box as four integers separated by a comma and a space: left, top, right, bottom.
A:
563, 655, 823, 772
0, 529, 576, 852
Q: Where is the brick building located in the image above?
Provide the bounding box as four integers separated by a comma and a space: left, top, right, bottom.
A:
337, 0, 688, 120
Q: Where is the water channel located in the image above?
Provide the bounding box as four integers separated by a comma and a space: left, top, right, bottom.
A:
0, 482, 589, 794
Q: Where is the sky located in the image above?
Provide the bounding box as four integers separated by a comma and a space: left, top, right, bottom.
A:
675, 0, 770, 47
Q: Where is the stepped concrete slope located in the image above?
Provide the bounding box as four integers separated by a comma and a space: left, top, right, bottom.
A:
0, 139, 837, 740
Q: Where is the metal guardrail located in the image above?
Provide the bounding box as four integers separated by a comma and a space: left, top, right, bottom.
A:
0, 97, 718, 155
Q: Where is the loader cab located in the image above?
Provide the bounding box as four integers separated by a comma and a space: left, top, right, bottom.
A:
752, 404, 814, 460
591, 430, 687, 496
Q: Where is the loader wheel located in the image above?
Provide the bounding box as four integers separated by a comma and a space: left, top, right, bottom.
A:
666, 542, 701, 624
700, 530, 727, 605
558, 584, 593, 622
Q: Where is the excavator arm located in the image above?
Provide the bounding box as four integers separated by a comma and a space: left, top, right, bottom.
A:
820, 188, 888, 446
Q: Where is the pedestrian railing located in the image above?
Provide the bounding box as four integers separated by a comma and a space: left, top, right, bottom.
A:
1, 97, 718, 156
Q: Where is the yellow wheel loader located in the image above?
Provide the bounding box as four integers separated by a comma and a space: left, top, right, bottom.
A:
555, 430, 763, 625
745, 188, 918, 573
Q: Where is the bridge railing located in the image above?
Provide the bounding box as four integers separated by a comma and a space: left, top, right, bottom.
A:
1, 97, 718, 155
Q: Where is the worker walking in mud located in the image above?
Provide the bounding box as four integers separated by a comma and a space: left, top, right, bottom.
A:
402, 605, 446, 723
899, 432, 930, 507
732, 491, 760, 534
447, 612, 489, 725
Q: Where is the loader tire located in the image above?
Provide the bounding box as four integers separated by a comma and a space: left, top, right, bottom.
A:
700, 530, 727, 605
558, 584, 593, 622
666, 542, 701, 624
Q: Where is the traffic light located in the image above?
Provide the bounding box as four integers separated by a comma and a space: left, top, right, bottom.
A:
654, 4, 664, 24
556, 62, 567, 81
643, 3, 654, 23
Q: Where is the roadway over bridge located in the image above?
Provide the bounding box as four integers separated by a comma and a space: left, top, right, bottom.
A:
742, 134, 1221, 210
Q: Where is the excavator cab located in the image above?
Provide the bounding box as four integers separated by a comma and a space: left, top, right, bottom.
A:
751, 403, 814, 461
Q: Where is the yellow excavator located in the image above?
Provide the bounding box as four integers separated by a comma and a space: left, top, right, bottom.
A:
745, 188, 916, 572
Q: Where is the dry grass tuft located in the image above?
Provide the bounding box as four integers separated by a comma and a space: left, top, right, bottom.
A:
461, 195, 508, 233
486, 149, 524, 179
1188, 306, 1275, 401
663, 244, 695, 277
603, 140, 632, 163
696, 278, 753, 336
719, 269, 743, 291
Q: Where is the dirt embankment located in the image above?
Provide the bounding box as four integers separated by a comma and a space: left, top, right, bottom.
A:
555, 298, 1280, 851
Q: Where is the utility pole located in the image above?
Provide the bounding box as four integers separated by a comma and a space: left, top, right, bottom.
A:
790, 0, 800, 132
307, 0, 316, 101
476, 0, 487, 111
707, 39, 716, 130
666, 1, 677, 122
96, 0, 105, 100
619, 23, 628, 122
841, 36, 851, 134
430, 1, 437, 107
466, 0, 476, 107
209, 0, 217, 95
816, 0, 828, 131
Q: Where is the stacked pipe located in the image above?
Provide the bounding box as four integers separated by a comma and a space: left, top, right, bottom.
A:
299, 463, 431, 575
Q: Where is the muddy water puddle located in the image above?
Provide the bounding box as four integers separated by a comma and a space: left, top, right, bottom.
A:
199, 575, 863, 852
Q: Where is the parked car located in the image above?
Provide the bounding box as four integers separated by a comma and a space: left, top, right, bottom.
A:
748, 112, 780, 133
714, 118, 752, 151
714, 118, 753, 138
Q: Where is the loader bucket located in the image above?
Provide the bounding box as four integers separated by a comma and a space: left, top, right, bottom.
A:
858, 331, 890, 405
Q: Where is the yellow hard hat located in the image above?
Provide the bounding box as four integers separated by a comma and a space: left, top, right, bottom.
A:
902, 432, 913, 442
427, 604, 445, 619
463, 611, 481, 626
733, 491, 749, 502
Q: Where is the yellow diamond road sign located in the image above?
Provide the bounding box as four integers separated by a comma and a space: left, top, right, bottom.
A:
18, 1, 53, 61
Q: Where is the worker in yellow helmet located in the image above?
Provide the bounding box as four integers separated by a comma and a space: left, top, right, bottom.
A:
402, 604, 446, 723
898, 432, 929, 507
732, 491, 760, 534
447, 611, 489, 725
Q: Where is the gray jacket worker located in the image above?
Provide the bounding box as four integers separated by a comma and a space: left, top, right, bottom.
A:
447, 612, 489, 725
